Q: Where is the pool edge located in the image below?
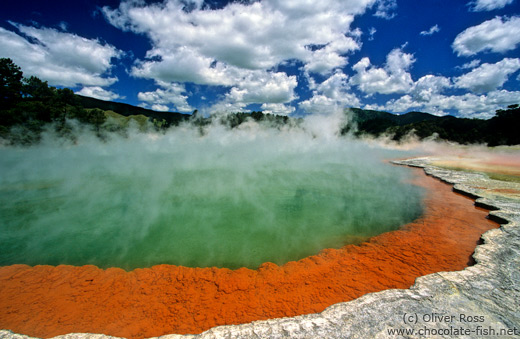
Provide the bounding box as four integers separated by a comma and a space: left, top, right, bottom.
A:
2, 157, 519, 338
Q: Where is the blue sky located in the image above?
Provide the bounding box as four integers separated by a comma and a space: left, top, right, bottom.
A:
1, 0, 519, 118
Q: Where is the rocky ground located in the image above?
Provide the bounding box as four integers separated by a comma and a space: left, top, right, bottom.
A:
1, 156, 519, 338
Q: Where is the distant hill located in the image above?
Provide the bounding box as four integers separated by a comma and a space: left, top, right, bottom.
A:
349, 108, 441, 125
74, 98, 520, 146
345, 108, 445, 137
348, 106, 520, 146
76, 95, 295, 130
102, 110, 151, 131
76, 95, 190, 127
1, 54, 518, 146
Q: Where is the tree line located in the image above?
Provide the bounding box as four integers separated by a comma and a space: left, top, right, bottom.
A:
0, 58, 108, 144
349, 106, 520, 146
0, 58, 292, 144
2, 57, 519, 146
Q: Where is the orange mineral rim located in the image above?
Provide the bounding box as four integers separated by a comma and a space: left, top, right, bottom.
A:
0, 167, 499, 338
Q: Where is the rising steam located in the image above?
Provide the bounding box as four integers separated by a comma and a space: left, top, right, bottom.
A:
0, 113, 424, 270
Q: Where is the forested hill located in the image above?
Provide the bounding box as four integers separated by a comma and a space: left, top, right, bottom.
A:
348, 106, 520, 146
76, 98, 520, 147
1, 57, 519, 146
76, 95, 190, 126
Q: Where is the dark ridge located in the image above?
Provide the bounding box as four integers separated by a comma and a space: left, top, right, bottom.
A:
350, 108, 442, 126
348, 105, 520, 146
1, 58, 519, 146
75, 95, 191, 127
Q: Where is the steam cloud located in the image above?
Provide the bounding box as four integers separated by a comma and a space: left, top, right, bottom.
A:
0, 114, 424, 270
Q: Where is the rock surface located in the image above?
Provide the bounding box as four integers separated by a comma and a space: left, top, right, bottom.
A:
1, 157, 519, 338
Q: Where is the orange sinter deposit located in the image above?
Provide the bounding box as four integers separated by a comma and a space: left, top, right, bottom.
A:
0, 168, 499, 338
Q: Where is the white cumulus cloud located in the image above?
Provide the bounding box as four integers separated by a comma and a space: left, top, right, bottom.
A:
138, 82, 194, 113
303, 35, 359, 74
350, 48, 415, 95
102, 0, 379, 112
0, 24, 122, 87
300, 71, 360, 114
260, 103, 296, 116
468, 0, 514, 12
420, 24, 440, 36
454, 58, 520, 93
225, 71, 298, 104
368, 27, 377, 41
373, 0, 398, 19
364, 55, 520, 117
365, 90, 520, 118
103, 0, 375, 84
453, 16, 520, 56
410, 75, 451, 102
151, 104, 170, 112
208, 70, 298, 114
76, 87, 122, 101
457, 59, 482, 69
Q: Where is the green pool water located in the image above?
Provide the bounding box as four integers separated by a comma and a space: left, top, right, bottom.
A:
0, 129, 424, 270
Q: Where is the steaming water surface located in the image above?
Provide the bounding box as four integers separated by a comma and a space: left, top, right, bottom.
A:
0, 124, 424, 270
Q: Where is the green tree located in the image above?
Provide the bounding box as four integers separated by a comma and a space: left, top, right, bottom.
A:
0, 58, 23, 108
22, 76, 54, 99
81, 108, 107, 130
487, 104, 520, 146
